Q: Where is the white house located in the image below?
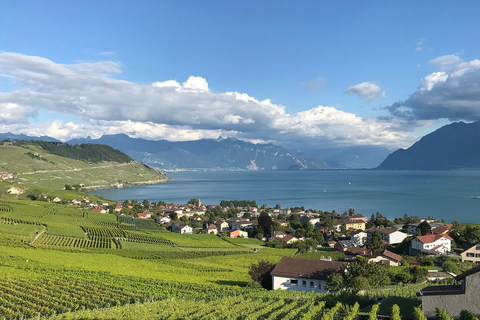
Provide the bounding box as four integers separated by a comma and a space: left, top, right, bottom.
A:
378, 228, 408, 245
171, 221, 193, 234
271, 257, 344, 293
350, 230, 367, 246
231, 220, 254, 230
411, 234, 452, 255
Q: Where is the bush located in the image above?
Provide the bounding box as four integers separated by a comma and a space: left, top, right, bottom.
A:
460, 310, 479, 320
248, 260, 276, 290
436, 307, 454, 320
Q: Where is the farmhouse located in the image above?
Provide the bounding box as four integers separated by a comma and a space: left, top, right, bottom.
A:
271, 257, 344, 293
411, 234, 452, 255
171, 221, 193, 234
418, 264, 480, 318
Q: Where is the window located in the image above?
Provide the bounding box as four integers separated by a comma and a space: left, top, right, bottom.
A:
302, 280, 307, 287
476, 253, 480, 258
467, 253, 475, 257
290, 279, 298, 285
476, 246, 480, 251
310, 281, 315, 287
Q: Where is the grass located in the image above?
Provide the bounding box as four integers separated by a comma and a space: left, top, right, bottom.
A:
296, 248, 345, 261
120, 241, 181, 252
159, 232, 238, 248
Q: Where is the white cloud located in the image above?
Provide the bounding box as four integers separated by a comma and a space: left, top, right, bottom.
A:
0, 102, 37, 124
387, 55, 480, 121
0, 52, 418, 148
345, 82, 385, 101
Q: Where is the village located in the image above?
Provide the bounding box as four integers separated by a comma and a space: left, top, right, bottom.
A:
20, 194, 480, 318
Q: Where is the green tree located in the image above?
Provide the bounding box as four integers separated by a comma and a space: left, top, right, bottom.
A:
248, 260, 276, 289
326, 272, 344, 291
368, 231, 384, 253
187, 198, 199, 206
460, 310, 479, 320
417, 221, 431, 236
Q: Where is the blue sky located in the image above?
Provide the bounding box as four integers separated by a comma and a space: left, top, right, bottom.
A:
1, 1, 480, 150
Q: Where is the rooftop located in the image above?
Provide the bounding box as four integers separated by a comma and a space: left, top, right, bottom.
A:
271, 257, 344, 280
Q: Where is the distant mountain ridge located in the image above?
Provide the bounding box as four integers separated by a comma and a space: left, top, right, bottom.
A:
377, 121, 480, 170
0, 132, 60, 142
68, 134, 343, 170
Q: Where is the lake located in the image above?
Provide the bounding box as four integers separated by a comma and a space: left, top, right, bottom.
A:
90, 170, 480, 223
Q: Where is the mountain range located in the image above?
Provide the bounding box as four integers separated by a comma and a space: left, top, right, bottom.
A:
68, 134, 342, 171
377, 121, 480, 170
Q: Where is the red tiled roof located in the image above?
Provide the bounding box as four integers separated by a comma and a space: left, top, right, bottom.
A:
271, 257, 344, 280
416, 234, 453, 244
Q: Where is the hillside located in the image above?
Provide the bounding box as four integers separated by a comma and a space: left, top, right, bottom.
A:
69, 134, 343, 170
0, 140, 167, 190
377, 121, 480, 170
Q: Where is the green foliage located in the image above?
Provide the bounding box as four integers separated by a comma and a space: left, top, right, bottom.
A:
436, 307, 454, 320
248, 260, 276, 289
417, 220, 432, 236
369, 304, 379, 320
219, 200, 257, 208
443, 261, 460, 274
322, 302, 342, 320
343, 302, 359, 320
391, 304, 401, 320
368, 231, 385, 253
413, 307, 428, 320
15, 140, 133, 163
460, 310, 480, 320
328, 256, 390, 291
395, 266, 428, 284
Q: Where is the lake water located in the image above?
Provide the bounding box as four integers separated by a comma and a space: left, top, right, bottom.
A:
90, 170, 480, 223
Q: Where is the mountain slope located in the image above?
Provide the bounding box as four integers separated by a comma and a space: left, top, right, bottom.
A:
377, 121, 480, 170
69, 134, 341, 170
0, 140, 167, 190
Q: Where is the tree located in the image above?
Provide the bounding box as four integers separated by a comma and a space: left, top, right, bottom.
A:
248, 260, 276, 289
169, 212, 178, 221
288, 214, 302, 229
142, 199, 150, 208
326, 272, 344, 291
187, 198, 199, 206
417, 221, 431, 236
368, 231, 384, 253
459, 310, 479, 320
258, 213, 274, 237
327, 256, 390, 291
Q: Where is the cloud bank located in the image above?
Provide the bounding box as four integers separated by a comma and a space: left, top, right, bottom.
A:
0, 52, 413, 147
386, 55, 480, 121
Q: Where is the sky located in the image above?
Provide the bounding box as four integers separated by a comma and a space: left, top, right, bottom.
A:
1, 1, 480, 152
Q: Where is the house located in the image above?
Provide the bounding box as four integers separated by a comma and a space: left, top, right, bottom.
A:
277, 234, 298, 244
369, 250, 402, 266
226, 229, 248, 238
51, 196, 63, 203
231, 220, 254, 230
378, 228, 408, 245
171, 221, 193, 234
91, 208, 107, 213
206, 224, 218, 235
432, 224, 453, 235
114, 202, 123, 212
156, 216, 171, 224
461, 243, 480, 263
418, 264, 480, 318
7, 186, 24, 195
334, 239, 358, 252
350, 229, 367, 246
411, 234, 452, 255
271, 257, 344, 293
271, 231, 287, 239
136, 211, 151, 219
215, 219, 229, 232
344, 247, 370, 261
343, 219, 366, 231
70, 198, 82, 206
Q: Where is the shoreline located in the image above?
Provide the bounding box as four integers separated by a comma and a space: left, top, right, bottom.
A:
83, 177, 170, 192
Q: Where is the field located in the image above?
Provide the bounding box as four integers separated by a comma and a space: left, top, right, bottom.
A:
0, 199, 430, 319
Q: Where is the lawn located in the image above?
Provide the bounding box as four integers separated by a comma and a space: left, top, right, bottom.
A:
0, 224, 45, 238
